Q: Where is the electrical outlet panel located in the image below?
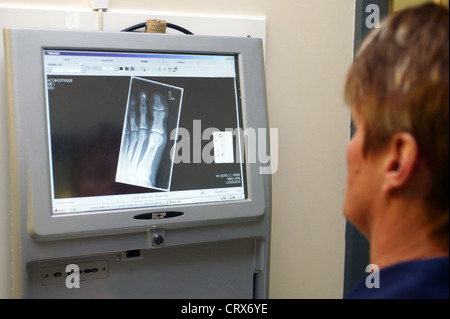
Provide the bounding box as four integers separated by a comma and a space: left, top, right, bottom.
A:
42, 260, 109, 286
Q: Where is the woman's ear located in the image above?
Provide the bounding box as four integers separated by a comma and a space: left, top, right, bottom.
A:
382, 133, 419, 193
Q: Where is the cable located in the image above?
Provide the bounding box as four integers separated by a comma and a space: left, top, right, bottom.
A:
90, 0, 109, 31
121, 22, 146, 32
167, 23, 194, 35
98, 8, 104, 31
121, 22, 194, 35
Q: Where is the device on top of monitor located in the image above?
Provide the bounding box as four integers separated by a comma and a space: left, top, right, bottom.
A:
4, 28, 269, 241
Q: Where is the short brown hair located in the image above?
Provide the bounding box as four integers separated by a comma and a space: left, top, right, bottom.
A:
344, 4, 449, 241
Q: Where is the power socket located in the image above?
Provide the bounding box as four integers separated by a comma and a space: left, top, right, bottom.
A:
90, 0, 110, 10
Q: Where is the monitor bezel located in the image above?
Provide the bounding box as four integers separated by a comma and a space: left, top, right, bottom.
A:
5, 28, 268, 241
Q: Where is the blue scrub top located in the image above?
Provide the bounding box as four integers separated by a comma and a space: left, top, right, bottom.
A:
346, 257, 449, 299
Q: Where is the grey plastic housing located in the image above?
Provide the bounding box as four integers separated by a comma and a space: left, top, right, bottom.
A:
4, 28, 270, 241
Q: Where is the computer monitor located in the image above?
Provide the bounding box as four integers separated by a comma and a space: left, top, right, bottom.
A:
4, 28, 269, 241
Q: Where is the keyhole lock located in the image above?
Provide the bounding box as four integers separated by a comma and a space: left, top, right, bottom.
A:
151, 233, 165, 248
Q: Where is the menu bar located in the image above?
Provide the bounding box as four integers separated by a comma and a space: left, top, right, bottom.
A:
44, 50, 237, 78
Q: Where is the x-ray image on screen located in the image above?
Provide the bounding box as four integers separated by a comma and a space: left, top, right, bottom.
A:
116, 77, 183, 191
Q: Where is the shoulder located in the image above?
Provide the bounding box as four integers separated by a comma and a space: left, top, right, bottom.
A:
346, 257, 449, 299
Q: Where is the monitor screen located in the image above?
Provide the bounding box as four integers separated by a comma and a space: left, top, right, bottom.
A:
5, 29, 267, 240
43, 50, 248, 215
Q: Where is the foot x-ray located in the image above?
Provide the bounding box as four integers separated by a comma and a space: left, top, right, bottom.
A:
116, 77, 183, 191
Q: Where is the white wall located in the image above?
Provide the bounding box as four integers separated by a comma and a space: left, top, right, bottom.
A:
0, 0, 354, 299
